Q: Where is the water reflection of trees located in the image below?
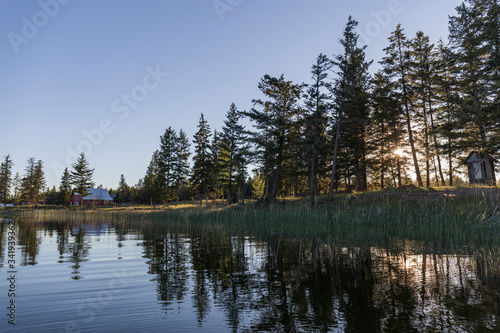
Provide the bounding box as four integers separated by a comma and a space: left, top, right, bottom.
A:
65, 223, 91, 280
0, 220, 7, 268
0, 219, 497, 331
16, 221, 40, 266
17, 221, 92, 280
142, 226, 189, 315
140, 224, 499, 332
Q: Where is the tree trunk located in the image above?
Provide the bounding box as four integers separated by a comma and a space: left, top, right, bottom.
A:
422, 97, 430, 187
328, 45, 348, 201
310, 113, 319, 207
328, 113, 342, 200
380, 162, 385, 190
310, 156, 316, 207
293, 175, 298, 197
448, 138, 453, 186
355, 160, 361, 192
397, 156, 402, 187
228, 161, 234, 203
428, 95, 446, 186
398, 42, 423, 187
270, 135, 284, 201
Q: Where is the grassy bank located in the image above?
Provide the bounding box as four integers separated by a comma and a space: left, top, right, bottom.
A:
2, 188, 499, 251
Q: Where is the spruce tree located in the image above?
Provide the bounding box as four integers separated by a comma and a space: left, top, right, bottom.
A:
46, 186, 58, 205
409, 31, 446, 186
381, 24, 424, 187
370, 70, 405, 188
211, 129, 223, 201
219, 103, 250, 203
58, 167, 72, 206
20, 158, 46, 207
70, 153, 95, 196
242, 74, 302, 202
158, 127, 178, 203
143, 150, 163, 205
328, 17, 372, 197
191, 113, 213, 203
12, 172, 21, 204
304, 54, 331, 206
0, 155, 13, 203
173, 129, 191, 202
449, 0, 500, 156
434, 40, 461, 185
116, 174, 129, 205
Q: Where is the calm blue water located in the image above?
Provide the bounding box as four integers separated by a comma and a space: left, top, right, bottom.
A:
0, 218, 498, 332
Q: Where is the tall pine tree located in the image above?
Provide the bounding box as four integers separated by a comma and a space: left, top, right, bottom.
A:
328, 17, 371, 197
143, 150, 163, 205
191, 113, 213, 203
449, 0, 500, 156
116, 174, 129, 205
409, 31, 446, 186
381, 24, 423, 187
0, 155, 13, 204
219, 103, 250, 203
434, 39, 461, 185
20, 158, 46, 207
242, 74, 302, 202
70, 153, 95, 196
58, 167, 72, 206
303, 54, 331, 206
173, 129, 191, 202
369, 70, 405, 188
158, 127, 178, 203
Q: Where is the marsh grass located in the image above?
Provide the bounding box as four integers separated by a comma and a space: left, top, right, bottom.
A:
3, 188, 499, 252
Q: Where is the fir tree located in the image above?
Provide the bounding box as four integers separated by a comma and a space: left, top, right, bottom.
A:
12, 172, 21, 204
0, 155, 13, 203
251, 173, 265, 200
242, 74, 302, 202
369, 70, 405, 188
328, 17, 372, 197
449, 0, 500, 156
143, 150, 163, 205
46, 186, 58, 205
381, 24, 423, 187
434, 39, 461, 185
219, 103, 250, 203
409, 31, 445, 186
158, 127, 178, 203
303, 54, 331, 206
58, 167, 72, 206
173, 129, 191, 202
70, 153, 95, 196
191, 113, 213, 203
20, 158, 46, 207
211, 129, 223, 201
115, 174, 129, 205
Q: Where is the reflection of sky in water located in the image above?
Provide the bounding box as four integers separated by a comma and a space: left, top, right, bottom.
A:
0, 219, 498, 332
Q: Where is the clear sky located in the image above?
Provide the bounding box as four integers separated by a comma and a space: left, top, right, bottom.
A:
0, 0, 463, 189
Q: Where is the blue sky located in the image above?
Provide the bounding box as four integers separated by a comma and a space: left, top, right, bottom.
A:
0, 0, 463, 189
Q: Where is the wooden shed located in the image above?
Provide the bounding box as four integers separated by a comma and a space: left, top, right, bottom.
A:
465, 152, 497, 185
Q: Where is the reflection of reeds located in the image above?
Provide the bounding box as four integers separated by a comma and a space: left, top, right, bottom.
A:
2, 192, 499, 252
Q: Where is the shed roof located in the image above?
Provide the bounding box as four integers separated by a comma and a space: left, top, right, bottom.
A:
464, 151, 497, 164
82, 188, 113, 201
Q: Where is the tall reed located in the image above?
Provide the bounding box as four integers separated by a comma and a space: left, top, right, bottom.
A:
3, 190, 498, 252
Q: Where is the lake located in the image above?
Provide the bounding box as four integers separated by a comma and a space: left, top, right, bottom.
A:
0, 217, 498, 332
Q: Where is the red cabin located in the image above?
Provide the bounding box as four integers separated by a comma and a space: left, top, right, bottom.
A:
70, 189, 114, 206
